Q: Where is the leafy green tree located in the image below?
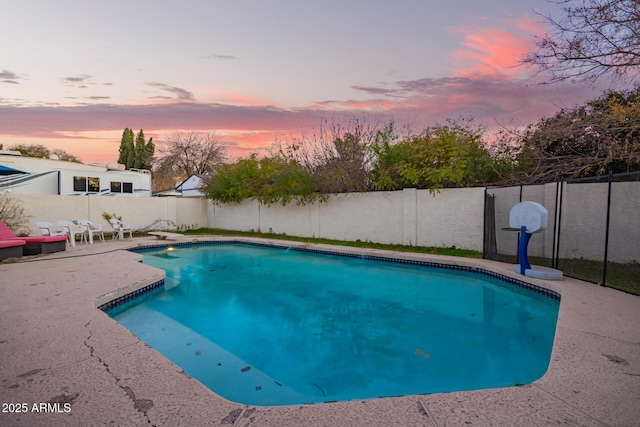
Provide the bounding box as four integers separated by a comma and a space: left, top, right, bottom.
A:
133, 129, 154, 169
202, 155, 260, 203
9, 144, 81, 162
370, 123, 413, 191
118, 128, 135, 168
371, 119, 508, 192
10, 144, 51, 158
258, 157, 317, 205
118, 128, 154, 170
202, 154, 317, 206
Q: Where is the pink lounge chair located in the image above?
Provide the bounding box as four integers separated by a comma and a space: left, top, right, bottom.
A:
0, 238, 26, 261
0, 220, 67, 256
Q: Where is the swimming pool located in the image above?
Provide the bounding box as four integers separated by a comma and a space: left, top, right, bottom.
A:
107, 242, 560, 406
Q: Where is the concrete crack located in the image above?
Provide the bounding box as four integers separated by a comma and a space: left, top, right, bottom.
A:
84, 319, 156, 426
532, 383, 613, 427
417, 398, 440, 427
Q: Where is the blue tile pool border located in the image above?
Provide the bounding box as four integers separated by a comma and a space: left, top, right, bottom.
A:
98, 279, 165, 312
96, 239, 561, 313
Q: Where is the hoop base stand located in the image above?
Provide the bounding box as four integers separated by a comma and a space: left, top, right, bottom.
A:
505, 202, 564, 281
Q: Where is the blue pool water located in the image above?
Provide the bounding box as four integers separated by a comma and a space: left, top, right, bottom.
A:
108, 243, 560, 406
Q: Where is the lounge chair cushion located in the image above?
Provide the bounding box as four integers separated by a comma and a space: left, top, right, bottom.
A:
0, 239, 26, 249
20, 236, 68, 243
0, 220, 67, 255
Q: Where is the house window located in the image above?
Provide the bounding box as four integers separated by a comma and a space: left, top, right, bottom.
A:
73, 176, 100, 193
110, 181, 133, 193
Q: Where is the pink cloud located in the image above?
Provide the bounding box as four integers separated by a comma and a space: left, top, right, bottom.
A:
217, 130, 281, 158
0, 71, 604, 166
0, 102, 354, 163
448, 16, 547, 78
0, 12, 608, 168
313, 98, 401, 111
205, 89, 280, 108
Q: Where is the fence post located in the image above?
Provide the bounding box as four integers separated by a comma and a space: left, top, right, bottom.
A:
552, 180, 559, 267
602, 171, 613, 286
483, 190, 496, 260
554, 179, 564, 269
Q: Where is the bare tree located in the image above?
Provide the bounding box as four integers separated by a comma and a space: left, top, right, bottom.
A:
274, 116, 388, 193
152, 131, 228, 189
504, 88, 640, 184
523, 0, 640, 82
0, 191, 30, 235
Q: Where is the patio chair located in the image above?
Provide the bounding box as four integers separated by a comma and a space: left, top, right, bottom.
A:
57, 220, 87, 247
109, 218, 133, 240
77, 220, 105, 244
36, 221, 67, 239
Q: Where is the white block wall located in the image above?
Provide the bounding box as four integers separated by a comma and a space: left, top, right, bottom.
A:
9, 181, 638, 261
416, 188, 485, 249
207, 188, 486, 251
12, 194, 206, 235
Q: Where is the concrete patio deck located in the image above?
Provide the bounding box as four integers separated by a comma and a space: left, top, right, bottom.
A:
1, 236, 639, 427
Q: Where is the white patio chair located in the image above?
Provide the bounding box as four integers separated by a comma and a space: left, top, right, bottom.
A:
77, 219, 105, 244
57, 220, 87, 247
109, 218, 133, 240
36, 221, 69, 245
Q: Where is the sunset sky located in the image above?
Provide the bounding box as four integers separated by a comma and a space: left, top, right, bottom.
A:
0, 0, 624, 165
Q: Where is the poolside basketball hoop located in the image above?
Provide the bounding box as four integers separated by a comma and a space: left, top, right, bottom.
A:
504, 202, 563, 280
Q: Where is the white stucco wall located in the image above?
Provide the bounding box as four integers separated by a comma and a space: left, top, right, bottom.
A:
416, 188, 485, 251
559, 182, 609, 262
175, 197, 206, 230
18, 194, 90, 230
258, 202, 315, 237
608, 181, 640, 263
10, 194, 209, 236
8, 181, 638, 263
211, 200, 260, 232
208, 188, 484, 250
316, 192, 405, 244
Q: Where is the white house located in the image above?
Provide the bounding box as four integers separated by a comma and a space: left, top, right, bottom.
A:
0, 150, 152, 196
175, 174, 207, 197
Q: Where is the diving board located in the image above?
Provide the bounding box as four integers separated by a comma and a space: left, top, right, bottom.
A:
148, 231, 184, 240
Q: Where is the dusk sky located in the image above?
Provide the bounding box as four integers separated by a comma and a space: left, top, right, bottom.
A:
0, 0, 625, 165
